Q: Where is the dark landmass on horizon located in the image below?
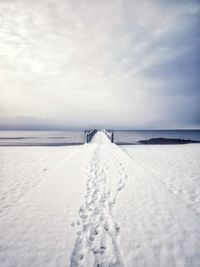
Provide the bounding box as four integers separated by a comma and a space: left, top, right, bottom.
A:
138, 138, 200, 145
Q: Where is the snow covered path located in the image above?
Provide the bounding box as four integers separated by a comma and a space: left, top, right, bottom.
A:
71, 143, 127, 266
0, 132, 200, 266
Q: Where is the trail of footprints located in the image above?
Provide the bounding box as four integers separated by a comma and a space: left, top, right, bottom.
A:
70, 145, 128, 267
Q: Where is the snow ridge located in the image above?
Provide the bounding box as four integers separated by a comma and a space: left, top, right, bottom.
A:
70, 144, 127, 267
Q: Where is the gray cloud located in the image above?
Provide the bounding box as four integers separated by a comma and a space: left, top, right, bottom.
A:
0, 0, 199, 129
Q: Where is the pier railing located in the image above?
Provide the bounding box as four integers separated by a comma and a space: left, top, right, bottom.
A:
84, 130, 114, 143
104, 130, 114, 143
84, 130, 97, 143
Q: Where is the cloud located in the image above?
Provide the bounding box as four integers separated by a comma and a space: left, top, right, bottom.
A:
0, 0, 199, 129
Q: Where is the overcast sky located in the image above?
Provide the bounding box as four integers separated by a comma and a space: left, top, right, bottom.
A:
0, 0, 199, 130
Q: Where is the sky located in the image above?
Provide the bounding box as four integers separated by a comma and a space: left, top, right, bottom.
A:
0, 0, 199, 130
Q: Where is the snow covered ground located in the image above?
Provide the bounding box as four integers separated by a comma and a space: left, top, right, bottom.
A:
0, 146, 79, 217
122, 144, 200, 216
0, 132, 200, 266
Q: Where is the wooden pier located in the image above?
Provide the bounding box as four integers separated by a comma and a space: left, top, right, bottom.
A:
84, 130, 114, 143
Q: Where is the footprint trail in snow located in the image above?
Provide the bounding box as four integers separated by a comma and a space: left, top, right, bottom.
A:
70, 137, 128, 267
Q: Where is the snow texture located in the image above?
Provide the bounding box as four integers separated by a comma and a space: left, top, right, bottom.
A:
0, 132, 200, 267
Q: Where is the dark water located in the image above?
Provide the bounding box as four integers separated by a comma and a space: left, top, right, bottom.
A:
0, 131, 84, 146
0, 130, 199, 146
114, 130, 200, 144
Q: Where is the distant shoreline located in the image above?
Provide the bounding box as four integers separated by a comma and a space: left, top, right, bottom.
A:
138, 138, 200, 145
0, 137, 200, 146
117, 138, 200, 145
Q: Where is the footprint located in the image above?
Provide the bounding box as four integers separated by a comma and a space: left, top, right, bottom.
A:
71, 145, 126, 266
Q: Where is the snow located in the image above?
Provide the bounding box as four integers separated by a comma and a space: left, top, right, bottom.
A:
0, 132, 200, 266
0, 146, 79, 216
121, 144, 200, 216
90, 131, 111, 144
